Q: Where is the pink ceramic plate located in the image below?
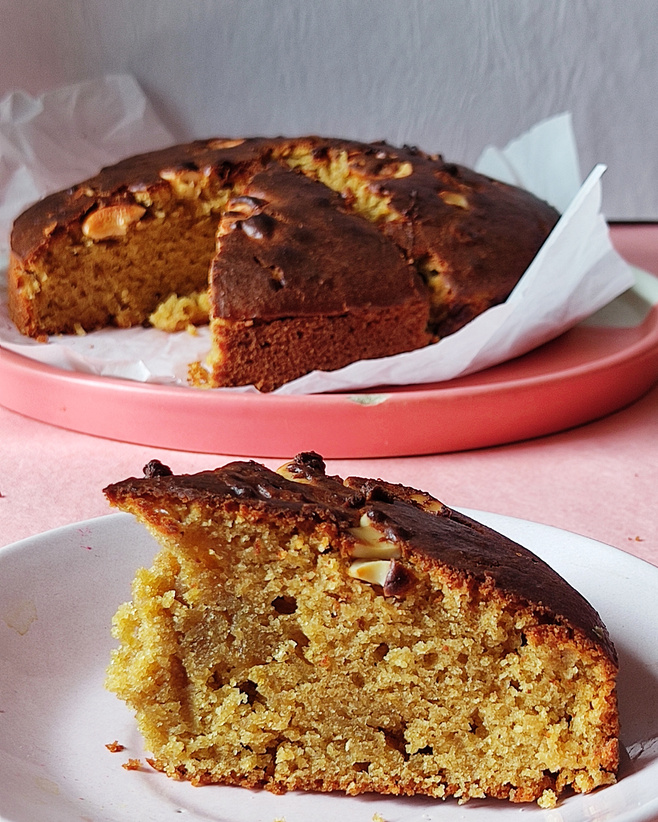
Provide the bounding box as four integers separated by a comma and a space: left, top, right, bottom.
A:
1, 269, 658, 458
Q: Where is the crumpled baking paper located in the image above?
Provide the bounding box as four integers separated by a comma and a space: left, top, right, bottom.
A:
0, 77, 635, 394
0, 74, 174, 253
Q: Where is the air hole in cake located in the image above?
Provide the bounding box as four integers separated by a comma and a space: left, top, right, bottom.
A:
271, 595, 297, 614
263, 745, 279, 777
289, 628, 309, 647
373, 642, 389, 662
290, 630, 311, 663
382, 727, 410, 761
423, 652, 439, 667
416, 745, 434, 755
350, 672, 365, 689
352, 762, 370, 772
206, 670, 224, 691
237, 680, 266, 706
469, 709, 488, 738
457, 652, 469, 665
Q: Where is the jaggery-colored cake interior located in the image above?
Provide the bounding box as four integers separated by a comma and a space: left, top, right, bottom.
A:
9, 179, 228, 337
105, 456, 618, 806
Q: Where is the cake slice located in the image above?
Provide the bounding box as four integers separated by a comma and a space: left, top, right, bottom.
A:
202, 163, 431, 391
104, 453, 618, 807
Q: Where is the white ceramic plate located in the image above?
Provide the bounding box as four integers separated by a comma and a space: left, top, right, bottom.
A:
1, 512, 657, 822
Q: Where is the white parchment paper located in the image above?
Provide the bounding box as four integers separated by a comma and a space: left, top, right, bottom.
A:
0, 74, 174, 252
0, 78, 635, 394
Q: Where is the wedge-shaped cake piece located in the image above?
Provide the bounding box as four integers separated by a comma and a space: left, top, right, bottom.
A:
104, 453, 618, 807
205, 163, 431, 391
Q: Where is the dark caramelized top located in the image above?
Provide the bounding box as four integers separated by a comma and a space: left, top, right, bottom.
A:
11, 135, 559, 339
105, 452, 616, 665
304, 139, 559, 335
10, 138, 275, 260
210, 163, 428, 320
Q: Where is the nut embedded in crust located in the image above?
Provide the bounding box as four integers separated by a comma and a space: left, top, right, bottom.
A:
377, 160, 414, 179
207, 138, 246, 150
82, 204, 146, 240
217, 196, 268, 237
348, 558, 393, 586
409, 492, 445, 514
439, 190, 470, 209
159, 168, 207, 198
349, 513, 402, 559
276, 462, 313, 484
276, 452, 326, 484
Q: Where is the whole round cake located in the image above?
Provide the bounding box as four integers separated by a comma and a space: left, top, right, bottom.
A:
9, 137, 559, 391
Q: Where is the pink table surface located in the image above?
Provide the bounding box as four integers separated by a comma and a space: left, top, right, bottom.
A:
1, 224, 658, 574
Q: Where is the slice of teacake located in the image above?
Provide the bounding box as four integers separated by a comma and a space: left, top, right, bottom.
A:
103, 452, 618, 807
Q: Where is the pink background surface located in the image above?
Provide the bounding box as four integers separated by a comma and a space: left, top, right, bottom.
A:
2, 224, 658, 574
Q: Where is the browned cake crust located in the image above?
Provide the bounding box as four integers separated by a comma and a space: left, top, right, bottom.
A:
207, 163, 431, 390
104, 453, 618, 805
9, 137, 559, 388
294, 139, 559, 336
9, 138, 276, 266
105, 454, 616, 663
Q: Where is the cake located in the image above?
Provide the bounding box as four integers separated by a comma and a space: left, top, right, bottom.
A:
8, 137, 559, 391
104, 453, 619, 806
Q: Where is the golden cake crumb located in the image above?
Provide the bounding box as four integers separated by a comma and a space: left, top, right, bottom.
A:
537, 788, 559, 809
149, 290, 210, 332
103, 453, 619, 805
